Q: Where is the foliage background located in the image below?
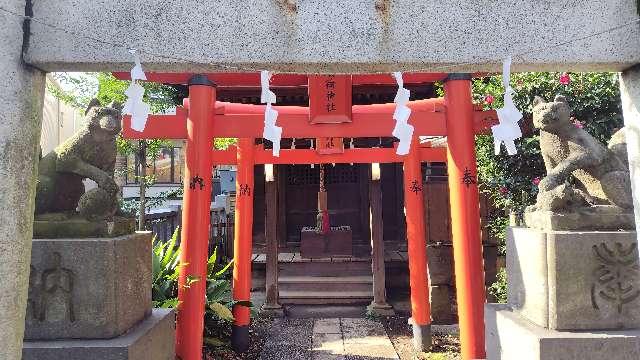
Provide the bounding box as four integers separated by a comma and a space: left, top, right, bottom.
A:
466, 72, 623, 301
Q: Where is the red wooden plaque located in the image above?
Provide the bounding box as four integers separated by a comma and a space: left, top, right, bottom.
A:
308, 75, 352, 124
316, 137, 344, 155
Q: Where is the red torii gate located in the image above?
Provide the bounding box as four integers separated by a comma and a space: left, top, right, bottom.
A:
118, 72, 497, 360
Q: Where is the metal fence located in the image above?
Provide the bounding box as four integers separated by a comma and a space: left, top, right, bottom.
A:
145, 208, 234, 264
209, 210, 234, 264
145, 210, 181, 242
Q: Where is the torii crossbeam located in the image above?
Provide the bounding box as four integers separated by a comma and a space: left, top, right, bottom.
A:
120, 72, 497, 360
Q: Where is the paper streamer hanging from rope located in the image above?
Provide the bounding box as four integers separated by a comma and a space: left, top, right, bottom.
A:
261, 70, 282, 156
491, 57, 523, 155
123, 49, 151, 132
391, 72, 414, 155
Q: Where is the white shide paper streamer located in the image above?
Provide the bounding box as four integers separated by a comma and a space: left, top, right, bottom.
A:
491, 57, 523, 155
392, 72, 414, 155
123, 49, 151, 132
261, 70, 282, 156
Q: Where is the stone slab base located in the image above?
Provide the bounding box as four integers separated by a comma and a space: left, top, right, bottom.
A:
506, 227, 640, 330
261, 303, 285, 318
367, 302, 395, 317
26, 232, 152, 340
23, 308, 175, 360
486, 304, 640, 360
524, 207, 635, 231
34, 215, 136, 238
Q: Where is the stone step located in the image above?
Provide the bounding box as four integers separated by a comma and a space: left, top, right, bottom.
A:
279, 290, 373, 305
284, 304, 368, 318
279, 275, 373, 284
279, 261, 372, 277
278, 275, 373, 292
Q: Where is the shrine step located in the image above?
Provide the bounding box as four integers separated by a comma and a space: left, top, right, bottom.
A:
279, 261, 372, 277
279, 290, 374, 305
278, 275, 373, 293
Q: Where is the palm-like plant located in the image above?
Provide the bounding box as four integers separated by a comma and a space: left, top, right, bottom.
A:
151, 227, 247, 328
152, 227, 181, 308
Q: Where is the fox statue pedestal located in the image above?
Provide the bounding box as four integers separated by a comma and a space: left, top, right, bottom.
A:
485, 227, 640, 360
22, 232, 175, 360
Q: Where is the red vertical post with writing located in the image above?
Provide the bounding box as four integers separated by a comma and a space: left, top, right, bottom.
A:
176, 75, 215, 360
231, 138, 256, 352
444, 74, 486, 360
403, 137, 432, 351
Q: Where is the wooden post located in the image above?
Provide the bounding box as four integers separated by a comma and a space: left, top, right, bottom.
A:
444, 74, 486, 360
262, 164, 283, 316
403, 137, 432, 352
367, 163, 394, 316
231, 138, 256, 353
277, 165, 288, 247
176, 75, 215, 360
137, 140, 147, 231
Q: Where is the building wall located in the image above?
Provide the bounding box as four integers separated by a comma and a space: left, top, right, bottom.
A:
39, 75, 83, 156
39, 76, 98, 191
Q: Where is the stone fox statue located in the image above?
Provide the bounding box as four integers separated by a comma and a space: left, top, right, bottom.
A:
35, 99, 122, 220
529, 95, 632, 212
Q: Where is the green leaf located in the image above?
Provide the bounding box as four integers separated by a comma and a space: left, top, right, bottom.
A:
159, 298, 180, 308
184, 275, 201, 288
207, 279, 232, 303
209, 302, 235, 322
203, 336, 226, 347
207, 247, 218, 275
233, 300, 253, 308
162, 227, 180, 267
215, 259, 234, 277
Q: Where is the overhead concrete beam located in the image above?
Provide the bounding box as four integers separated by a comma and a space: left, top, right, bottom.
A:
24, 0, 640, 74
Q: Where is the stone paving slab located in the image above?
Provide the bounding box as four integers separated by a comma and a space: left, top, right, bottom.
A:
313, 333, 344, 353
341, 318, 388, 340
314, 319, 342, 334
260, 317, 398, 360
343, 343, 399, 359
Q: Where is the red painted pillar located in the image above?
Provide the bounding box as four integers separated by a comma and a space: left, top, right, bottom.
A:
403, 137, 432, 351
176, 75, 215, 360
231, 138, 255, 352
444, 74, 486, 360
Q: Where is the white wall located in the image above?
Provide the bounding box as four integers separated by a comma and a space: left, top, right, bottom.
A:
39, 75, 83, 156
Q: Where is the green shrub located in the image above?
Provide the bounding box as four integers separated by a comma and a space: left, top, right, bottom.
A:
151, 227, 244, 345
151, 227, 181, 308
488, 268, 508, 304
471, 72, 623, 301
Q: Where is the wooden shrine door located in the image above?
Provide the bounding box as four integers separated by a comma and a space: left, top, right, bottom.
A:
278, 164, 371, 254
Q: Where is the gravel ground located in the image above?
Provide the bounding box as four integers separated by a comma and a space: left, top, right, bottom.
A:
203, 313, 461, 360
380, 316, 461, 360
204, 314, 274, 360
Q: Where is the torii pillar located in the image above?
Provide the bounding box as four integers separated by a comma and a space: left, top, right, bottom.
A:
0, 2, 46, 360
403, 137, 432, 351
176, 75, 216, 360
444, 74, 486, 360
231, 138, 256, 352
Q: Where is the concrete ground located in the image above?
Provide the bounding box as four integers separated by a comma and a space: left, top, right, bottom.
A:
259, 318, 399, 360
